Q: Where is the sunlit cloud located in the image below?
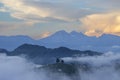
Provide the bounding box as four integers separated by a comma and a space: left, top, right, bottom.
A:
0, 0, 94, 24
41, 32, 51, 38
80, 12, 120, 36
0, 21, 33, 35
0, 0, 120, 38
0, 0, 51, 23
0, 7, 7, 12
33, 32, 51, 39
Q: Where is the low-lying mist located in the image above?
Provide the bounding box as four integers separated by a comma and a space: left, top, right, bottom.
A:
63, 52, 120, 80
0, 52, 120, 80
0, 54, 72, 80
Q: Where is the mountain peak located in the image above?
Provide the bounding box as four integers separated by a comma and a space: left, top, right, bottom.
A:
50, 30, 69, 38
70, 31, 86, 38
15, 43, 46, 51
54, 30, 68, 34
70, 31, 78, 34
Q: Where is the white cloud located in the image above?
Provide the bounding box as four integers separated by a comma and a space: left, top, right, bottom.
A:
112, 45, 120, 49
0, 0, 94, 24
0, 0, 51, 23
0, 0, 120, 37
33, 31, 51, 39
0, 54, 72, 80
80, 12, 120, 36
0, 21, 34, 36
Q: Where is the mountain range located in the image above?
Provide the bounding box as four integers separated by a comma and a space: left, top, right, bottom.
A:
0, 30, 120, 52
2, 44, 102, 64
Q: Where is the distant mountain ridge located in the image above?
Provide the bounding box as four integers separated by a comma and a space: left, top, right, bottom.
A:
37, 30, 120, 52
8, 44, 102, 64
0, 30, 120, 52
0, 48, 9, 53
0, 35, 34, 50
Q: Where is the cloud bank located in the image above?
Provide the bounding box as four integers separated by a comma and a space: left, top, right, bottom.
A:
80, 12, 120, 36
0, 54, 71, 80
0, 0, 93, 24
0, 0, 120, 38
1, 52, 120, 80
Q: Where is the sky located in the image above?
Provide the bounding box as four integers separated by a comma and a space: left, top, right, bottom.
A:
0, 0, 120, 39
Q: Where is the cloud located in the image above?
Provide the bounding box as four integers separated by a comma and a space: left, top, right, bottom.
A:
33, 32, 51, 39
0, 0, 51, 23
40, 32, 51, 38
0, 7, 7, 12
0, 0, 120, 37
72, 0, 120, 11
1, 0, 119, 24
0, 21, 33, 36
62, 52, 120, 67
0, 54, 73, 80
1, 51, 120, 80
112, 45, 120, 49
0, 0, 94, 24
1, 0, 120, 25
80, 12, 120, 36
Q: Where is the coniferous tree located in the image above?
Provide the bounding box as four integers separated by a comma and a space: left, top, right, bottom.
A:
61, 60, 64, 63
56, 58, 60, 63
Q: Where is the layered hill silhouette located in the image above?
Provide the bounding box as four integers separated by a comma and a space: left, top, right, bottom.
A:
0, 30, 120, 52
0, 48, 8, 53
2, 44, 102, 64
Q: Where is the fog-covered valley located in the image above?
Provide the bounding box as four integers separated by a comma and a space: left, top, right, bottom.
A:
1, 51, 120, 80
1, 0, 120, 79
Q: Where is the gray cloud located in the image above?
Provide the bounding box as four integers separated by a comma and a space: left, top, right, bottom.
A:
0, 0, 120, 38
0, 21, 34, 36
0, 0, 97, 24
0, 0, 120, 24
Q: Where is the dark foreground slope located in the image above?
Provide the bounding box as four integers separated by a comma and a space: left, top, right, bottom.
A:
39, 63, 78, 75
37, 63, 80, 80
8, 44, 102, 64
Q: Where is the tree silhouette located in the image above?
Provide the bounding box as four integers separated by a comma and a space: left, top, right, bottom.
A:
56, 58, 60, 63
61, 60, 64, 63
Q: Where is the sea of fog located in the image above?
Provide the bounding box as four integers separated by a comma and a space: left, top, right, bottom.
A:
0, 52, 120, 80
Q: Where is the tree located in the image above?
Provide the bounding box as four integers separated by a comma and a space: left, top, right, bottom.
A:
56, 58, 60, 63
61, 60, 64, 63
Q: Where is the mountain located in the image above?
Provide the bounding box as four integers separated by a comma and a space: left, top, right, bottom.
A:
0, 30, 120, 52
9, 44, 102, 64
0, 48, 9, 53
37, 30, 120, 52
0, 35, 35, 51
36, 30, 91, 49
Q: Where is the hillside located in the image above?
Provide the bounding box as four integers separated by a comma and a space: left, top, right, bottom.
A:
9, 44, 102, 64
